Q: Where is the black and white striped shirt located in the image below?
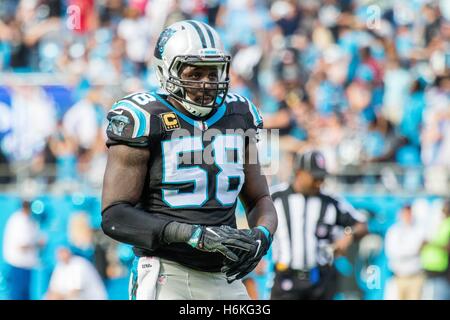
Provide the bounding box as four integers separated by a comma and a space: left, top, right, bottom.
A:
271, 184, 366, 271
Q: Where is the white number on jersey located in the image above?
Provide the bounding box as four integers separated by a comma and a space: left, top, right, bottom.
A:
161, 134, 245, 208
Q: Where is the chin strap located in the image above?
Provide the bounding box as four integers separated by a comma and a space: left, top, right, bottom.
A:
182, 98, 213, 117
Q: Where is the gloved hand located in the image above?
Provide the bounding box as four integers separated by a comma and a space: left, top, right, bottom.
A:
163, 222, 258, 262
188, 225, 258, 262
221, 226, 272, 283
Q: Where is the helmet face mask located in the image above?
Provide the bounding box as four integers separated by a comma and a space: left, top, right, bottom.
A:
165, 55, 231, 110
154, 21, 231, 113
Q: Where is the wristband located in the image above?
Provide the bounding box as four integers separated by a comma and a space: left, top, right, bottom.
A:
187, 225, 202, 248
256, 225, 272, 243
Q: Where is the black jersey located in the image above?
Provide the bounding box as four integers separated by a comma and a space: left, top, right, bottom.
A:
106, 91, 263, 271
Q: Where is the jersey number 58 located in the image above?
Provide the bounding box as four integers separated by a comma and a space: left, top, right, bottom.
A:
161, 135, 245, 208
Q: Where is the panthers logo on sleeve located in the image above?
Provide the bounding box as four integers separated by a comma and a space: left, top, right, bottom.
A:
108, 112, 130, 136
106, 93, 153, 147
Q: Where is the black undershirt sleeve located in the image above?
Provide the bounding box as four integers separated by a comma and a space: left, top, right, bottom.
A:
101, 202, 173, 251
101, 202, 195, 251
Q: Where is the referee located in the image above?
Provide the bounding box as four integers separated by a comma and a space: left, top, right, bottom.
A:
270, 151, 368, 300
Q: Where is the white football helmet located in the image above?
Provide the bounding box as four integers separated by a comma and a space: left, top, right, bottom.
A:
153, 20, 231, 117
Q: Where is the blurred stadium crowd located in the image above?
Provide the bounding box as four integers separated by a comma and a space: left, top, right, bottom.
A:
0, 0, 449, 300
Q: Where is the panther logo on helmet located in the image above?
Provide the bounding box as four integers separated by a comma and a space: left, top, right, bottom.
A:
154, 28, 176, 60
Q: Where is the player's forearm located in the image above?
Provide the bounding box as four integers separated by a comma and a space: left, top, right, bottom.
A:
245, 195, 278, 236
101, 202, 172, 251
351, 222, 368, 240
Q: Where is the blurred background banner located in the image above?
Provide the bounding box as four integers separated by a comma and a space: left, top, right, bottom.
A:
0, 0, 449, 300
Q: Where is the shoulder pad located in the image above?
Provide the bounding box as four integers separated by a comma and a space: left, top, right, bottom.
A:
225, 93, 263, 128
106, 92, 156, 146
121, 91, 158, 108
109, 94, 152, 138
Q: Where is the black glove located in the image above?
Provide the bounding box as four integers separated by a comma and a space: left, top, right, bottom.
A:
221, 226, 272, 283
163, 222, 257, 262
189, 225, 259, 262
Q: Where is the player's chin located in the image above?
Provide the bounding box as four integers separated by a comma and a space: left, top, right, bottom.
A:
204, 96, 214, 105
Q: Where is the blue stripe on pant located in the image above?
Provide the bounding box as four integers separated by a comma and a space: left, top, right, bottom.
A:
130, 257, 139, 300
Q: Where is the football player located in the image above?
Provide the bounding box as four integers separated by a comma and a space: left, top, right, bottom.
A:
101, 20, 277, 300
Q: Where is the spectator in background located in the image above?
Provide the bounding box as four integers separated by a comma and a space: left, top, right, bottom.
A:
422, 75, 450, 167
216, 0, 275, 57
422, 3, 442, 47
6, 85, 56, 162
362, 115, 396, 163
205, 0, 222, 26
117, 6, 151, 76
385, 204, 425, 300
364, 77, 428, 168
46, 245, 107, 300
264, 80, 306, 142
68, 212, 94, 261
353, 45, 384, 121
275, 47, 305, 92
2, 200, 44, 300
271, 0, 301, 38
63, 86, 105, 151
37, 120, 78, 185
398, 78, 427, 159
263, 81, 307, 182
14, 0, 62, 72
76, 128, 108, 189
421, 199, 450, 300
60, 84, 110, 189
382, 58, 412, 125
